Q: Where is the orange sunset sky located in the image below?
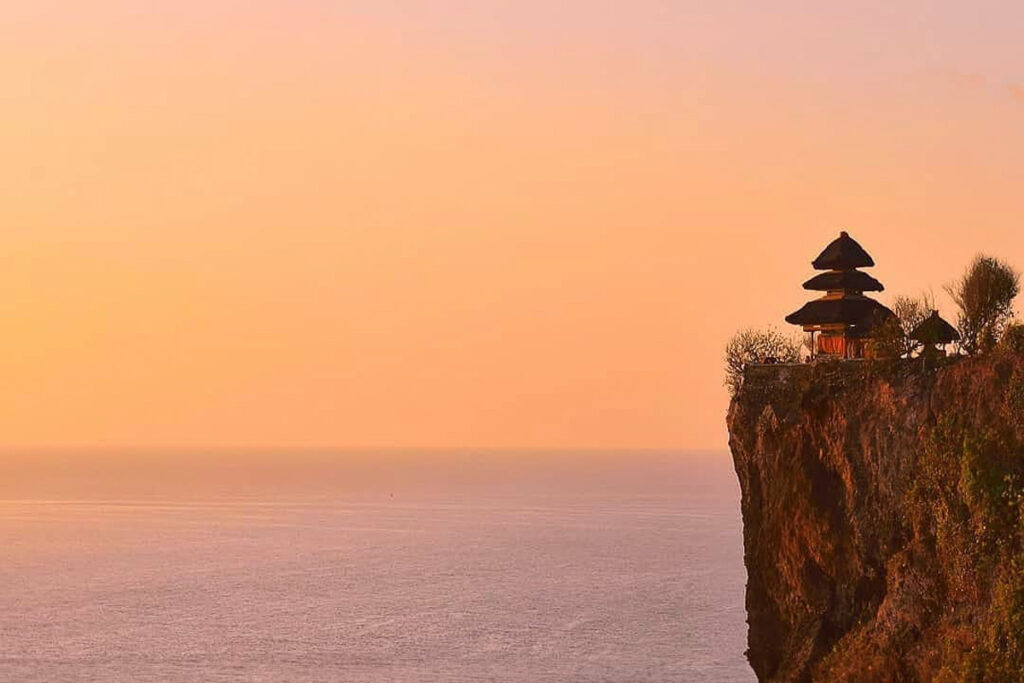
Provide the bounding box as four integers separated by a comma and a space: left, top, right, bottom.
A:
1, 1, 1022, 450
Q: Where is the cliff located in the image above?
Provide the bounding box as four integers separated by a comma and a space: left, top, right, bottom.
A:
727, 350, 1023, 683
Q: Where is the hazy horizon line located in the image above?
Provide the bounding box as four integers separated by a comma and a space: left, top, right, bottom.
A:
0, 445, 730, 456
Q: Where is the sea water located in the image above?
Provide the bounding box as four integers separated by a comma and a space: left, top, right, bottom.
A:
0, 450, 754, 682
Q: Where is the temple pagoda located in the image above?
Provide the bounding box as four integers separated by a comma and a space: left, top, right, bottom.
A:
786, 231, 895, 359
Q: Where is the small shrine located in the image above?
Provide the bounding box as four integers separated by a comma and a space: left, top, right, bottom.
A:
786, 231, 895, 359
910, 310, 960, 358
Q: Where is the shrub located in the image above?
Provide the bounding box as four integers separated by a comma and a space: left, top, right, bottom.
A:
871, 317, 906, 359
945, 255, 1020, 354
893, 293, 936, 356
1001, 322, 1024, 353
874, 293, 935, 357
724, 327, 801, 395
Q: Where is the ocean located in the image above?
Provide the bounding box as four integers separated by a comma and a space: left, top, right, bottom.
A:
0, 450, 754, 682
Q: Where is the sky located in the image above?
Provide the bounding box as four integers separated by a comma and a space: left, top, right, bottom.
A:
0, 1, 1022, 450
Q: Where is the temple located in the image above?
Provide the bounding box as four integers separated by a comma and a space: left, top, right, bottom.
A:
910, 310, 960, 359
786, 231, 895, 359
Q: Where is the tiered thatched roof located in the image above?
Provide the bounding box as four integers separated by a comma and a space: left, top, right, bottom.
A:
802, 270, 884, 293
811, 231, 875, 270
786, 231, 894, 331
786, 295, 892, 328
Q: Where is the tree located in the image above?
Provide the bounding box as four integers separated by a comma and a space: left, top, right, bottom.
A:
886, 292, 936, 357
945, 255, 1020, 354
724, 328, 802, 396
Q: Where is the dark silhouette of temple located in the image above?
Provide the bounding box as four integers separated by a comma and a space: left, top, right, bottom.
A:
786, 231, 895, 359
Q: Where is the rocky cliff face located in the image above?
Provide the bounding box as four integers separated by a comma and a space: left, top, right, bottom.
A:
727, 350, 1023, 682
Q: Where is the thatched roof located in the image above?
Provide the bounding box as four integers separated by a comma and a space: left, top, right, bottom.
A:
785, 295, 894, 328
812, 231, 875, 270
802, 269, 884, 292
910, 310, 960, 344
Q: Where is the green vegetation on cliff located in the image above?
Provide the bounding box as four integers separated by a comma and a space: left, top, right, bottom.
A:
728, 351, 1023, 683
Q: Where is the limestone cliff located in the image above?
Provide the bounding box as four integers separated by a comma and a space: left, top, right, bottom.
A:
727, 350, 1023, 682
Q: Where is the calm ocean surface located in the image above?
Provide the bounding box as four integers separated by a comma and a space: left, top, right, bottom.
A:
0, 450, 754, 682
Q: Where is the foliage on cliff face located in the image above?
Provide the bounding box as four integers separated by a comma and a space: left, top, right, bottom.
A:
903, 415, 1023, 683
728, 350, 1024, 683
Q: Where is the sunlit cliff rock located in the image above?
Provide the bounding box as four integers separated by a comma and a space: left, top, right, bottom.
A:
727, 350, 1023, 682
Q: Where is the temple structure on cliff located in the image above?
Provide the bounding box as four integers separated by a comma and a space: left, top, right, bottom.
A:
910, 310, 960, 357
786, 231, 895, 359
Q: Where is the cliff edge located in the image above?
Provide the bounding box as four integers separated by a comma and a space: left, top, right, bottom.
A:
728, 351, 1023, 682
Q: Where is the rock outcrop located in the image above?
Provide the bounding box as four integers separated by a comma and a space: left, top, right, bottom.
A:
727, 351, 1023, 682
